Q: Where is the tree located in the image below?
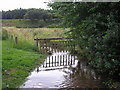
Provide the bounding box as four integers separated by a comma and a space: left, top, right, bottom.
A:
49, 2, 120, 81
24, 9, 52, 22
2, 8, 27, 19
1, 8, 52, 20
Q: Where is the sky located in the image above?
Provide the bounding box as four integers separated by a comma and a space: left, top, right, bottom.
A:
0, 0, 52, 11
1, 0, 118, 11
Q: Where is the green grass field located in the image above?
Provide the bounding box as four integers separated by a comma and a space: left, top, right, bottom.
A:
2, 19, 46, 27
2, 19, 61, 28
2, 40, 46, 88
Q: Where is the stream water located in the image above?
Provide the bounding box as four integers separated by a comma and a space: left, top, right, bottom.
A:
20, 47, 105, 88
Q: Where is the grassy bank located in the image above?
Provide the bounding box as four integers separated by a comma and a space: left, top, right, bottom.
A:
2, 40, 46, 88
2, 27, 67, 53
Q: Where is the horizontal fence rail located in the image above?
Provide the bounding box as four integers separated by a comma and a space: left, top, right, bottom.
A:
34, 38, 73, 40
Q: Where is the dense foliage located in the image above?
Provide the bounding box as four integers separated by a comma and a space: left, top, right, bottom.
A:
1, 8, 53, 20
24, 9, 52, 21
2, 8, 27, 19
50, 2, 120, 81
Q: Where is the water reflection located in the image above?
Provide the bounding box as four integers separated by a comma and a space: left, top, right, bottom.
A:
60, 60, 104, 88
35, 50, 77, 72
41, 55, 75, 68
20, 48, 105, 88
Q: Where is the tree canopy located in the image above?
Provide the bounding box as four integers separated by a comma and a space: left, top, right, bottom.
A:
49, 2, 120, 82
24, 9, 52, 21
1, 8, 53, 21
2, 8, 27, 19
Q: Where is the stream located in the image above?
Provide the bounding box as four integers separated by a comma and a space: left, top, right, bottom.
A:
20, 48, 105, 88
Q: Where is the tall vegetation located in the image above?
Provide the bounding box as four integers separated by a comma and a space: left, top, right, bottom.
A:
49, 2, 120, 84
1, 8, 52, 20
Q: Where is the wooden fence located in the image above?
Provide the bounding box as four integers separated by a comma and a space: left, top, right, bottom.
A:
34, 38, 76, 53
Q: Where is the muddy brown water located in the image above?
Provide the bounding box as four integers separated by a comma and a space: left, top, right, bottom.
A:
20, 48, 106, 88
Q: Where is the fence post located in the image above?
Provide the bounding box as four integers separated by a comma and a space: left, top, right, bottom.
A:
11, 35, 13, 40
36, 38, 38, 47
15, 37, 18, 44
